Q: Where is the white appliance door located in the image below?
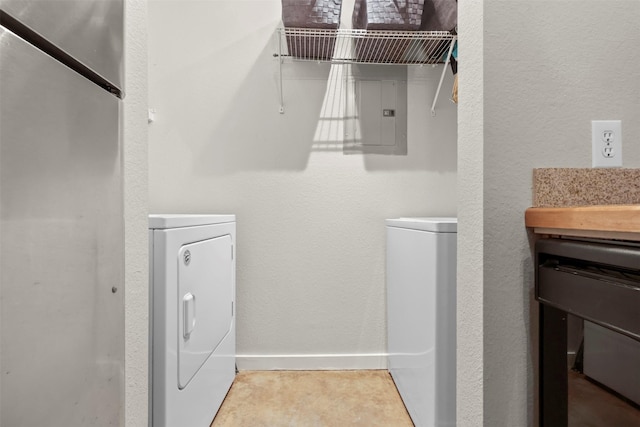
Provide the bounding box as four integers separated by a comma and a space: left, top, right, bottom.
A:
177, 235, 234, 389
0, 26, 123, 426
0, 0, 123, 89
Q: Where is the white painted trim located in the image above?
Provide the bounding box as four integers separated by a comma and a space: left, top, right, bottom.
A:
124, 1, 149, 426
236, 354, 388, 371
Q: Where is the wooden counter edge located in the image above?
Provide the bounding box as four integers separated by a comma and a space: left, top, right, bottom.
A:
525, 205, 640, 234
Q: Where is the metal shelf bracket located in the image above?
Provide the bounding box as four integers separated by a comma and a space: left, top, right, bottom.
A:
431, 36, 457, 117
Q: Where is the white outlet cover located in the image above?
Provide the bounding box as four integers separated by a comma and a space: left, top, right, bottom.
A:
592, 120, 622, 168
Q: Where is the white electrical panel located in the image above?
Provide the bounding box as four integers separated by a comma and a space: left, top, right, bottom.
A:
358, 80, 398, 147
344, 65, 408, 155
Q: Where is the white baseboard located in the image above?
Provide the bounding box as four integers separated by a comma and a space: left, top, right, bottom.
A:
236, 353, 388, 371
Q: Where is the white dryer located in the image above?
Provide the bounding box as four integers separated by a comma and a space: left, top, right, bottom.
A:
386, 217, 457, 427
149, 214, 236, 427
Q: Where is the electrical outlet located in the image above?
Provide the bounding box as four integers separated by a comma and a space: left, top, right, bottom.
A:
592, 120, 622, 168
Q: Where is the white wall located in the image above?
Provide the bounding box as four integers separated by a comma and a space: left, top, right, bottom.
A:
458, 1, 640, 425
457, 1, 484, 425
124, 1, 149, 426
148, 0, 458, 368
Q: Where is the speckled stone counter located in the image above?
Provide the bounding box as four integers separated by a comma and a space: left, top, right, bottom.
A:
533, 168, 640, 207
527, 168, 640, 240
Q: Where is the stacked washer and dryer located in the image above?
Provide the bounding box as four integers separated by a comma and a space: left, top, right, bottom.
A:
386, 218, 457, 427
149, 214, 236, 427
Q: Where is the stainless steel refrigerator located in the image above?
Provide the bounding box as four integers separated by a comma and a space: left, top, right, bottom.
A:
0, 1, 124, 425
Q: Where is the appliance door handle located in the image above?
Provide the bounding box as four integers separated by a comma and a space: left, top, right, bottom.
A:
183, 293, 196, 339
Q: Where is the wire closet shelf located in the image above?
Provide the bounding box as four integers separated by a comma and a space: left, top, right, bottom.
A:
275, 27, 455, 65
274, 27, 457, 115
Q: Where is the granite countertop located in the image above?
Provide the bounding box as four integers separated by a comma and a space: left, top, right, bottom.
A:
525, 168, 640, 241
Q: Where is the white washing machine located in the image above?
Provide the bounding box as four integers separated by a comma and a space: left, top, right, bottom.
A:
386, 217, 457, 427
149, 214, 236, 427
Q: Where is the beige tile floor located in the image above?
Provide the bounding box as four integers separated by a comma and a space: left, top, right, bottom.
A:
210, 369, 640, 426
211, 370, 414, 427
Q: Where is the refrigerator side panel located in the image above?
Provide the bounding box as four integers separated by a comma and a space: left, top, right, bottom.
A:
0, 0, 123, 89
0, 26, 124, 426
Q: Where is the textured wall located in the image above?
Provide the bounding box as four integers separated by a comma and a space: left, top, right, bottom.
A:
457, 1, 484, 425
147, 0, 458, 369
124, 1, 149, 426
458, 1, 640, 426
